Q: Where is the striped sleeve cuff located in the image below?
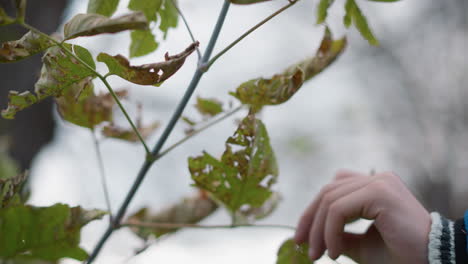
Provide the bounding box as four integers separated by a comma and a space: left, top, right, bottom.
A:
428, 212, 455, 264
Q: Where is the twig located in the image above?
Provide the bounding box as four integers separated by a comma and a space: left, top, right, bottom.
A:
123, 220, 296, 231
19, 22, 152, 155
90, 130, 113, 222
85, 2, 232, 263
203, 0, 299, 71
170, 0, 202, 60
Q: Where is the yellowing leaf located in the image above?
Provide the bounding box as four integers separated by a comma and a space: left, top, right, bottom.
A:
276, 239, 311, 264
87, 0, 120, 17
0, 204, 105, 261
195, 97, 223, 117
97, 41, 199, 85
63, 12, 148, 40
344, 0, 378, 45
129, 29, 159, 58
230, 0, 272, 4
230, 28, 346, 111
127, 192, 218, 240
102, 121, 159, 142
189, 114, 278, 223
0, 31, 55, 63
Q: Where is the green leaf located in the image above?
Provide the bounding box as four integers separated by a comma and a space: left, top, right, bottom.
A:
230, 0, 272, 4
276, 239, 310, 264
195, 97, 223, 117
367, 0, 400, 2
1, 91, 37, 119
63, 12, 148, 40
127, 192, 218, 240
316, 0, 335, 24
102, 121, 159, 142
0, 258, 57, 264
128, 0, 162, 22
230, 28, 346, 111
87, 0, 120, 17
0, 31, 55, 63
158, 0, 178, 39
234, 191, 281, 223
344, 0, 379, 45
97, 41, 198, 85
0, 204, 105, 261
189, 114, 278, 223
129, 29, 159, 58
0, 172, 27, 208
0, 7, 15, 26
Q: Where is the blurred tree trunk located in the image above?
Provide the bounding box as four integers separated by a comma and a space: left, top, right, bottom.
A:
0, 0, 68, 170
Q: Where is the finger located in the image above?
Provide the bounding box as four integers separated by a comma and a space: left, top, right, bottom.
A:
308, 177, 372, 260
295, 174, 363, 243
334, 169, 366, 181
324, 186, 381, 260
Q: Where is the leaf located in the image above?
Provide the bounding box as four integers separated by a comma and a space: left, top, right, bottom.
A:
130, 29, 159, 58
127, 192, 218, 240
189, 114, 278, 223
0, 204, 105, 261
230, 0, 272, 4
158, 0, 178, 39
0, 172, 27, 208
0, 258, 57, 264
276, 239, 310, 264
234, 191, 281, 224
55, 79, 128, 128
97, 41, 198, 85
368, 0, 400, 2
0, 31, 55, 63
2, 44, 96, 119
0, 7, 15, 26
14, 0, 26, 21
87, 0, 120, 17
344, 0, 378, 45
102, 121, 159, 142
63, 12, 148, 40
195, 97, 223, 117
316, 0, 335, 24
128, 0, 162, 22
230, 28, 346, 111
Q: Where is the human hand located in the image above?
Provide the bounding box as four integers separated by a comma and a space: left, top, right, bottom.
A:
294, 170, 431, 264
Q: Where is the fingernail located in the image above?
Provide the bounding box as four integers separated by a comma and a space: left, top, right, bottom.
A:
308, 248, 315, 259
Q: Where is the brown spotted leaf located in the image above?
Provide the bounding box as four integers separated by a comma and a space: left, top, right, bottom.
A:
230, 28, 346, 111
0, 31, 55, 63
64, 12, 148, 40
102, 121, 159, 142
0, 171, 27, 208
97, 41, 199, 85
188, 114, 278, 223
127, 192, 218, 240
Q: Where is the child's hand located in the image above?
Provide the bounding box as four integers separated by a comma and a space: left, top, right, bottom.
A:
294, 170, 431, 264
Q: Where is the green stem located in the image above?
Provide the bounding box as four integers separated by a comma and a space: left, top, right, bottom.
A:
123, 220, 296, 231
19, 22, 151, 155
170, 0, 202, 60
203, 0, 299, 71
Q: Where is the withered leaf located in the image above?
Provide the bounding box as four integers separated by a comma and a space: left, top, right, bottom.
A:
64, 12, 148, 40
189, 114, 278, 223
0, 31, 55, 63
97, 41, 199, 85
127, 192, 218, 240
230, 28, 346, 112
102, 121, 159, 142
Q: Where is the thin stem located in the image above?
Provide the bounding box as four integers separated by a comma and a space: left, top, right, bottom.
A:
19, 22, 151, 155
90, 130, 113, 222
85, 2, 231, 263
203, 0, 299, 71
122, 220, 296, 231
170, 0, 202, 60
156, 105, 244, 160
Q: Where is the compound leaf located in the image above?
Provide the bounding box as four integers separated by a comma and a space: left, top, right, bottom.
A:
127, 192, 218, 240
189, 114, 278, 223
87, 0, 120, 17
344, 0, 378, 45
230, 0, 272, 4
276, 239, 310, 264
230, 28, 346, 111
0, 204, 105, 261
97, 41, 198, 85
195, 97, 223, 117
64, 12, 148, 40
0, 31, 55, 63
129, 29, 158, 58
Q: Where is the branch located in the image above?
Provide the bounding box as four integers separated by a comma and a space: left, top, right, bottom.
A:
170, 0, 202, 60
19, 22, 152, 155
122, 220, 296, 231
202, 0, 299, 71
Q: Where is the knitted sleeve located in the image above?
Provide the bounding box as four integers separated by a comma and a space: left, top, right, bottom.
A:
428, 212, 468, 264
